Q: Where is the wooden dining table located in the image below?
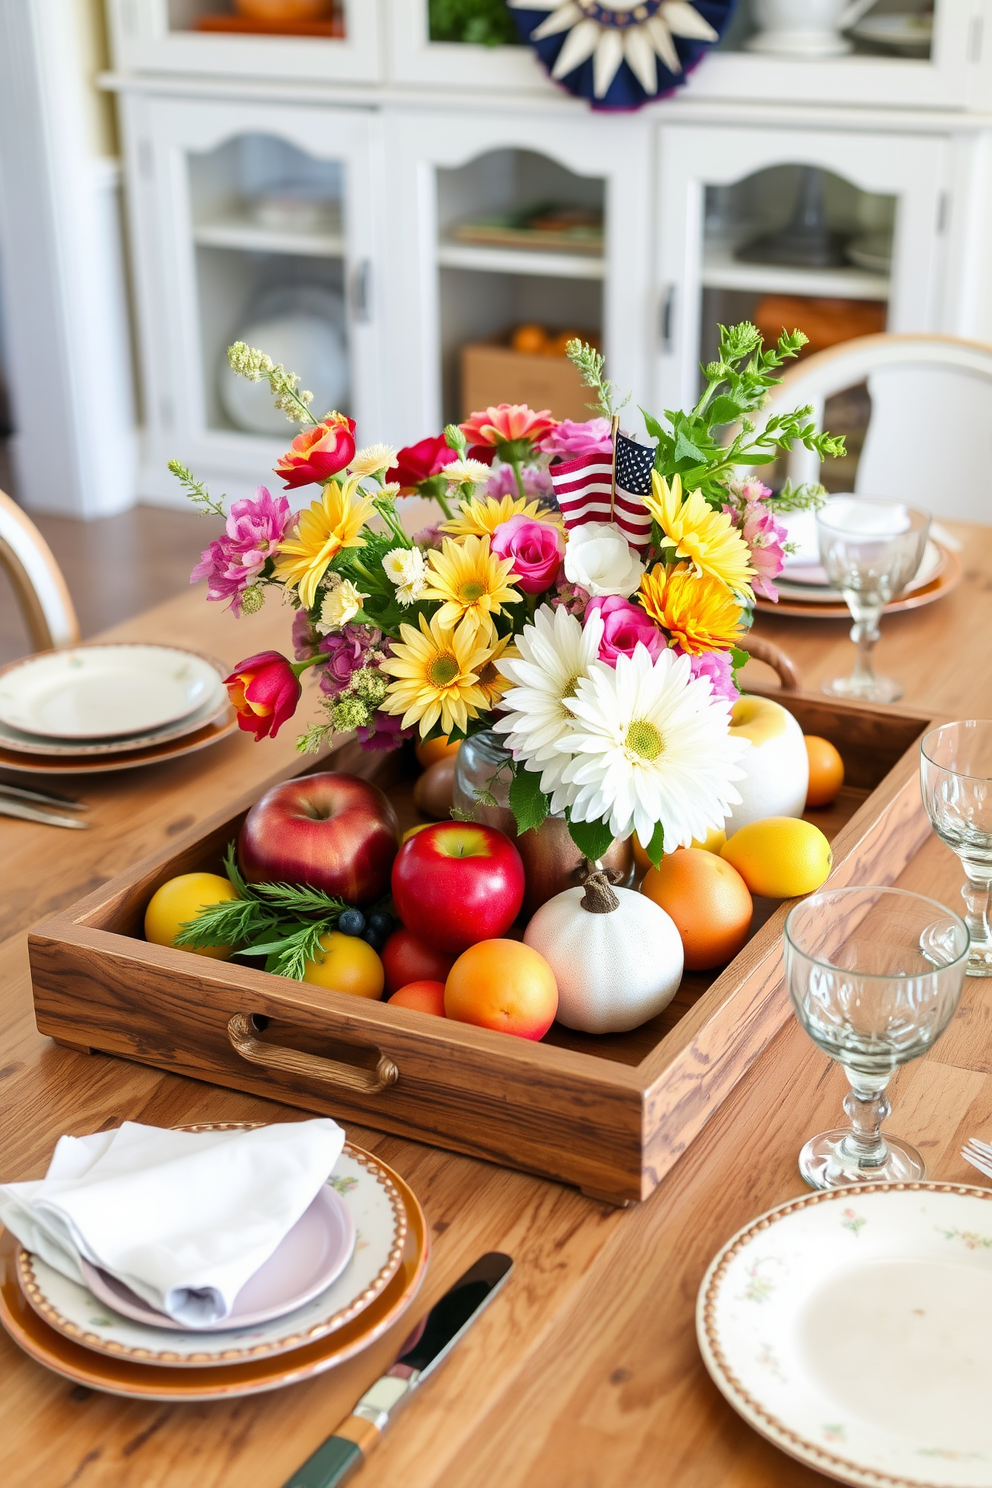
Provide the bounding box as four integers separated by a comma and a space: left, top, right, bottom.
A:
2, 519, 991, 1488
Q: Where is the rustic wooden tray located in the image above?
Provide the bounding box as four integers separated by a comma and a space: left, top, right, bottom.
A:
28, 691, 936, 1205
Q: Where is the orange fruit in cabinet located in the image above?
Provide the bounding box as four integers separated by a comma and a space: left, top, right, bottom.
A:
144, 872, 240, 959
445, 939, 558, 1040
415, 735, 460, 769
548, 329, 582, 356
641, 849, 752, 972
301, 931, 384, 998
511, 323, 548, 355
804, 735, 845, 808
388, 980, 447, 1016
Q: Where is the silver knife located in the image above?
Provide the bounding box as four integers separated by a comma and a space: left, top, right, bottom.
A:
281, 1253, 513, 1488
0, 798, 90, 829
0, 782, 88, 810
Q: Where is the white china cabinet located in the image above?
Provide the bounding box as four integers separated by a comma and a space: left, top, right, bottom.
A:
121, 93, 384, 502
103, 0, 992, 507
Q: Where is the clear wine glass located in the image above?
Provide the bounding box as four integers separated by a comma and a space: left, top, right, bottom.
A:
816, 496, 930, 703
921, 721, 992, 978
784, 886, 969, 1189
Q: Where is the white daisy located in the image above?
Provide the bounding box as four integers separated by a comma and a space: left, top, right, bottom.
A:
444, 458, 493, 488
382, 546, 428, 605
493, 602, 604, 810
559, 645, 748, 848
349, 443, 398, 480
317, 576, 369, 632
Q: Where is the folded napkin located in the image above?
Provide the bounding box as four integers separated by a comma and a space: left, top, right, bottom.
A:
0, 1118, 344, 1327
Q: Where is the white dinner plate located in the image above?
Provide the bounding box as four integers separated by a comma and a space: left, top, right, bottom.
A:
80, 1185, 356, 1332
17, 1146, 407, 1367
697, 1183, 992, 1487
0, 687, 228, 756
852, 14, 933, 55
0, 646, 224, 740
776, 540, 944, 602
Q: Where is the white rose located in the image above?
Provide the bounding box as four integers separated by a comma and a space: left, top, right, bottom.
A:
563, 523, 645, 598
317, 577, 368, 632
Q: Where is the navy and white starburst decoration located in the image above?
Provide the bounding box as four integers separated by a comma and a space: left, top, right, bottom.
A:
508, 0, 737, 110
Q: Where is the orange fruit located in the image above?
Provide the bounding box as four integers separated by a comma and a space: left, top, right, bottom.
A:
301, 931, 384, 998
445, 939, 558, 1040
641, 849, 753, 971
144, 872, 240, 960
415, 735, 460, 769
804, 736, 845, 808
511, 323, 548, 355
388, 980, 447, 1016
548, 329, 582, 357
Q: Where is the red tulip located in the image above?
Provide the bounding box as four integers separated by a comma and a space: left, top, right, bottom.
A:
225, 651, 302, 740
275, 414, 356, 490
387, 434, 458, 493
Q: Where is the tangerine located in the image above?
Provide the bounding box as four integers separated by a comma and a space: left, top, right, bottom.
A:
511, 323, 548, 355
641, 848, 752, 971
804, 736, 845, 808
388, 980, 447, 1016
301, 931, 384, 998
415, 735, 460, 769
445, 939, 557, 1040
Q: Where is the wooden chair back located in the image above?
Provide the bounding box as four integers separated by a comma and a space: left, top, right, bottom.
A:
0, 489, 80, 653
757, 334, 992, 523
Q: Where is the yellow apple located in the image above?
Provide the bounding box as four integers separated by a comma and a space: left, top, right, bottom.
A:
724, 696, 809, 834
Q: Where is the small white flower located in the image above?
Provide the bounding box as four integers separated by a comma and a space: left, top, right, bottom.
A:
493, 602, 604, 810
349, 443, 397, 480
317, 576, 369, 632
563, 522, 645, 598
444, 459, 493, 488
558, 646, 748, 848
382, 546, 428, 605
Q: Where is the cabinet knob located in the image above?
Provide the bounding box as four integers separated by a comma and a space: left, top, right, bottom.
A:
350, 260, 372, 324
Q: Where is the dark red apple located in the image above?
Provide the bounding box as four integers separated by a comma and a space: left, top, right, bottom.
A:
381, 928, 456, 995
238, 772, 399, 904
391, 822, 524, 954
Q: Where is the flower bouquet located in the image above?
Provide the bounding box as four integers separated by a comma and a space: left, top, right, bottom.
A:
176, 323, 843, 868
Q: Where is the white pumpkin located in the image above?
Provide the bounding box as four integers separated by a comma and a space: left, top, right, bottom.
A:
523, 875, 684, 1035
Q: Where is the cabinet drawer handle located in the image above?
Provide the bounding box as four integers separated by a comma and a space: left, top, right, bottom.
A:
227, 1013, 399, 1095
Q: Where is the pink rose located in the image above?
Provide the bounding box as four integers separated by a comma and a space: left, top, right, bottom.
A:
491, 514, 564, 595
538, 418, 614, 460
585, 595, 664, 668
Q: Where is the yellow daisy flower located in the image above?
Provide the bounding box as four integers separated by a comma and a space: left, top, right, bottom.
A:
442, 493, 546, 539
421, 535, 521, 636
474, 632, 518, 710
645, 473, 754, 599
272, 478, 376, 610
638, 563, 744, 656
380, 613, 491, 738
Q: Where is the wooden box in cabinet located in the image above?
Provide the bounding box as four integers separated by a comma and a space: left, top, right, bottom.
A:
460, 343, 592, 422
28, 694, 934, 1206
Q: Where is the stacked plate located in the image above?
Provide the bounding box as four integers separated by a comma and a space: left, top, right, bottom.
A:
0, 1135, 429, 1401
0, 644, 237, 775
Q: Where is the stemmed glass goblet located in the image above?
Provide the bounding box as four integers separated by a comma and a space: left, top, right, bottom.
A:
784, 886, 969, 1189
921, 721, 992, 977
816, 496, 930, 703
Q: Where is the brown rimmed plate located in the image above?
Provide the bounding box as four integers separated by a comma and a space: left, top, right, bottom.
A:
755, 545, 961, 621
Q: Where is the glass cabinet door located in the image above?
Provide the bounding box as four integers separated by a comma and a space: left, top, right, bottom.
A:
655, 122, 948, 413
124, 94, 382, 502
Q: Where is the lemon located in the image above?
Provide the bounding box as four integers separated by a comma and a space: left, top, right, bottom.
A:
721, 817, 832, 899
301, 931, 385, 999
688, 825, 727, 855
144, 872, 240, 959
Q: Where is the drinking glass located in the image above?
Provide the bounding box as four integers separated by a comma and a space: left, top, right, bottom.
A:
816, 496, 930, 703
921, 721, 992, 977
784, 886, 969, 1189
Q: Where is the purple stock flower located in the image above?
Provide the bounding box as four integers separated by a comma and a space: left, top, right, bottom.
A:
485, 462, 553, 501
357, 711, 415, 752
190, 486, 291, 614
537, 418, 614, 460
317, 625, 381, 697
292, 608, 320, 661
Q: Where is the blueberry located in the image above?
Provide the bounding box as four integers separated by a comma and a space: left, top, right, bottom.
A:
361, 926, 388, 953
367, 911, 394, 937
338, 909, 366, 937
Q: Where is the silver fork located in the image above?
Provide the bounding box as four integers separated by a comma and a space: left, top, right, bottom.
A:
961, 1139, 992, 1181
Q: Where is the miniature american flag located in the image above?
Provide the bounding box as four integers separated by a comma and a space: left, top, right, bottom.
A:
551, 432, 656, 552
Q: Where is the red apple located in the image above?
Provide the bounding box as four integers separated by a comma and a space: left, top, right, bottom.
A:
238, 772, 399, 904
381, 928, 456, 995
391, 822, 524, 954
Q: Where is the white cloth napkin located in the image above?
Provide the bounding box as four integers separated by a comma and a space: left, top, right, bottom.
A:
0, 1118, 344, 1327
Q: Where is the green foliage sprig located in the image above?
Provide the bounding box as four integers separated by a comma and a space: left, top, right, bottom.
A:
167, 461, 226, 518
643, 323, 846, 506
566, 338, 629, 421
173, 843, 355, 981
428, 0, 520, 46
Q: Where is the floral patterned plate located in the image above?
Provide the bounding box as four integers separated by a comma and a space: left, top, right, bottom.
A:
697, 1183, 992, 1488
15, 1145, 406, 1367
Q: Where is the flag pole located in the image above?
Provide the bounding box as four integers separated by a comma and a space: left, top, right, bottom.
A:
609, 412, 620, 520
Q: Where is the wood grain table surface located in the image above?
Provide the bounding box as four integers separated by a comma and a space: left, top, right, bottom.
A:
1, 521, 990, 1488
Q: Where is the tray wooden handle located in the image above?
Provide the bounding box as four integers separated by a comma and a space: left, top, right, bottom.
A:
227, 1013, 399, 1095
743, 636, 801, 692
